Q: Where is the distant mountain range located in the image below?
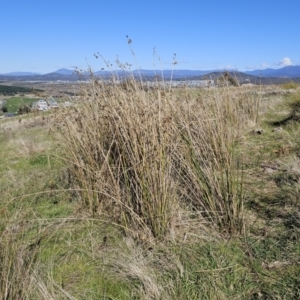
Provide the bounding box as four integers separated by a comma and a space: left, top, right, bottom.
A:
0, 66, 300, 83
2, 71, 41, 76
245, 65, 300, 78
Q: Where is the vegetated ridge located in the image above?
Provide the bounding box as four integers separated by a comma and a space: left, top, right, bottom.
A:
0, 84, 43, 95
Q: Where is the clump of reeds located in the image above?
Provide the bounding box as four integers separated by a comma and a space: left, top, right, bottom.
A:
172, 87, 255, 233
57, 72, 259, 238
57, 76, 179, 240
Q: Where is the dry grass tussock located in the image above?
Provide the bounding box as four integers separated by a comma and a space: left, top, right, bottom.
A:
105, 235, 185, 300
0, 230, 37, 299
56, 75, 260, 240
0, 215, 49, 300
0, 211, 81, 300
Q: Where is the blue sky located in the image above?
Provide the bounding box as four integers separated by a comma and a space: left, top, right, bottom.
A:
1, 0, 299, 73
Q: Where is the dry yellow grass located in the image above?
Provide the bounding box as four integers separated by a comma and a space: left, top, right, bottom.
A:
56, 75, 260, 239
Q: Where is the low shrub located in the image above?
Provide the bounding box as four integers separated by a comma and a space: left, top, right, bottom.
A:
282, 81, 298, 90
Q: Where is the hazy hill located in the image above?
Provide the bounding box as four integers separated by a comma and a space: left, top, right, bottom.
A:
192, 71, 300, 85
245, 65, 300, 78
54, 68, 76, 75
135, 69, 212, 79
191, 71, 259, 82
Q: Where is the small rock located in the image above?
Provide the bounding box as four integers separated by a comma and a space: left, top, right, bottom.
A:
251, 129, 264, 135
267, 261, 291, 269
264, 167, 277, 174
272, 127, 283, 132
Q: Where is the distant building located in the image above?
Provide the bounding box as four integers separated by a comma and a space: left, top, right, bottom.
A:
32, 99, 48, 111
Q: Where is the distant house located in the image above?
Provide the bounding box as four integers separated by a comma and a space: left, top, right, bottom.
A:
46, 98, 59, 108
32, 99, 48, 111
31, 98, 59, 111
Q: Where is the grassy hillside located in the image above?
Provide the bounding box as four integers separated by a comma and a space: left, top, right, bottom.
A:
0, 80, 299, 299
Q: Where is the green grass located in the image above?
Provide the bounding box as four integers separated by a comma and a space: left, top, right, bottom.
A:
3, 96, 36, 113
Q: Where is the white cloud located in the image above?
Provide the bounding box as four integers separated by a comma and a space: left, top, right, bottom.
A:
261, 62, 269, 68
244, 62, 269, 70
225, 64, 237, 70
278, 57, 292, 67
215, 64, 237, 70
